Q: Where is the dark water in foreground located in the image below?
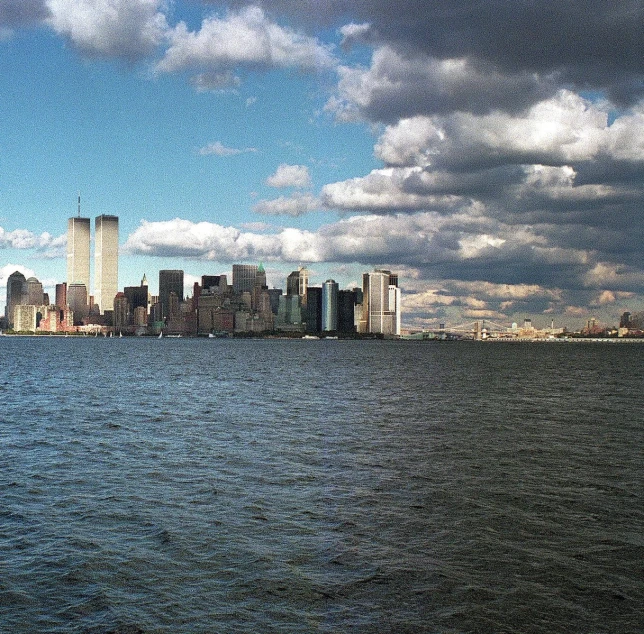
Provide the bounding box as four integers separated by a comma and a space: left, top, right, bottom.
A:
0, 338, 642, 633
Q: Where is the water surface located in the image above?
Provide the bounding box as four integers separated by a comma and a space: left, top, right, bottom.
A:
1, 338, 642, 633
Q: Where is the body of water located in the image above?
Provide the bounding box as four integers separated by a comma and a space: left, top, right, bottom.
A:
1, 338, 642, 633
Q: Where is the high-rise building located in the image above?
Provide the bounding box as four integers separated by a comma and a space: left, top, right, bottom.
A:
124, 283, 148, 315
202, 275, 227, 294
338, 289, 357, 334
5, 271, 27, 326
232, 264, 258, 294
67, 215, 91, 290
67, 283, 89, 325
322, 279, 339, 332
5, 271, 27, 328
362, 270, 401, 336
305, 287, 322, 333
255, 263, 267, 289
94, 215, 119, 313
113, 292, 129, 330
55, 283, 67, 309
159, 270, 184, 321
267, 288, 283, 315
26, 277, 44, 306
286, 267, 309, 304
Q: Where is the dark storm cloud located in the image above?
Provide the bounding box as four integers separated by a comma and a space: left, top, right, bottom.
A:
249, 0, 644, 106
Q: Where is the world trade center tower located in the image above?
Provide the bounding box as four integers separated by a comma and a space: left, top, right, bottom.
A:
95, 215, 119, 313
67, 215, 91, 291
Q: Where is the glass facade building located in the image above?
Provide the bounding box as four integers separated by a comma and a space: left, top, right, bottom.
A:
321, 279, 339, 332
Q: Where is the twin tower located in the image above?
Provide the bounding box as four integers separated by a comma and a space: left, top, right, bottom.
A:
67, 211, 118, 314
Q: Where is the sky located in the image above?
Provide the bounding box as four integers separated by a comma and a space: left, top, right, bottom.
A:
1, 0, 643, 330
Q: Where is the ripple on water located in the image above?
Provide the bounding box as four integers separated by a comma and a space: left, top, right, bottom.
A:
0, 339, 642, 633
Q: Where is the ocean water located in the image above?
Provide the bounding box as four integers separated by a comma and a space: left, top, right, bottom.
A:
0, 337, 642, 633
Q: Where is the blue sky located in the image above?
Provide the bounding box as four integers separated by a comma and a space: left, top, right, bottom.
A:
1, 0, 643, 329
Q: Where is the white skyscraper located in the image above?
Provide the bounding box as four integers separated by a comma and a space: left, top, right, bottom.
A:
362, 269, 401, 336
67, 216, 91, 291
94, 215, 119, 313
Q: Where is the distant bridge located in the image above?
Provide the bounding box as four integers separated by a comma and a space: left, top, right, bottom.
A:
406, 320, 514, 340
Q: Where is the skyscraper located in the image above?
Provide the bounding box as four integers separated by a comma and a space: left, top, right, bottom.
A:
67, 216, 91, 290
25, 277, 44, 306
286, 267, 309, 305
362, 270, 401, 336
338, 289, 357, 334
232, 264, 258, 294
159, 270, 184, 321
321, 279, 339, 332
67, 283, 89, 325
305, 286, 322, 333
5, 271, 26, 327
94, 215, 119, 313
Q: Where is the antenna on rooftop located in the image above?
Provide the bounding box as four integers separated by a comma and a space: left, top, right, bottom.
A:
77, 192, 81, 217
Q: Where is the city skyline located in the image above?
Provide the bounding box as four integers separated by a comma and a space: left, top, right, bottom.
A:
1, 1, 643, 330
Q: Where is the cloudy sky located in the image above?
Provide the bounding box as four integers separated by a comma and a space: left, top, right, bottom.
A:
1, 0, 643, 329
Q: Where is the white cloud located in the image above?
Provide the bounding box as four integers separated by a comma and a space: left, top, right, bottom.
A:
122, 217, 323, 262
0, 226, 66, 255
197, 141, 257, 156
254, 193, 319, 216
157, 6, 336, 77
339, 22, 371, 49
321, 167, 464, 212
583, 262, 644, 290
265, 164, 312, 188
374, 91, 612, 170
46, 0, 168, 61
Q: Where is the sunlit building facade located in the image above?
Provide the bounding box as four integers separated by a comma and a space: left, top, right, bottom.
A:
361, 269, 401, 336
67, 216, 91, 291
94, 215, 119, 313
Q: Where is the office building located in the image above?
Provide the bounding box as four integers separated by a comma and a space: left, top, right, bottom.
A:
321, 279, 339, 332
55, 283, 67, 309
94, 215, 119, 313
286, 267, 309, 305
67, 283, 89, 325
232, 264, 258, 294
13, 304, 37, 332
26, 277, 44, 306
275, 294, 304, 331
159, 270, 184, 321
202, 275, 228, 294
338, 289, 357, 334
267, 288, 283, 315
124, 283, 148, 315
67, 215, 91, 290
305, 287, 322, 333
113, 293, 129, 330
362, 270, 401, 336
5, 271, 26, 326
